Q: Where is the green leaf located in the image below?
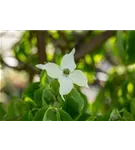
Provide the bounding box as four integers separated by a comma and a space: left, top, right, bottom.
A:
109, 109, 121, 121
56, 95, 65, 108
28, 111, 33, 121
5, 99, 25, 120
64, 89, 84, 118
23, 97, 37, 109
122, 109, 134, 121
42, 88, 56, 105
33, 107, 48, 121
87, 116, 97, 121
116, 31, 127, 63
78, 93, 91, 121
50, 79, 59, 96
78, 112, 91, 121
130, 99, 135, 116
23, 82, 40, 100
34, 87, 44, 106
58, 109, 73, 121
0, 103, 6, 121
43, 107, 61, 121
20, 111, 33, 121
92, 89, 105, 114
92, 109, 111, 121
40, 71, 47, 86
127, 31, 135, 64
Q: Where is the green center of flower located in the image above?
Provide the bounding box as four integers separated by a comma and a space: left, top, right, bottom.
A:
63, 68, 70, 75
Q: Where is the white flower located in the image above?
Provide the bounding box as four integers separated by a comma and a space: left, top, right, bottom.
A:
36, 48, 89, 100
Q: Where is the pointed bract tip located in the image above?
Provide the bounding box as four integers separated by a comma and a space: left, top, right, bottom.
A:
35, 64, 46, 70
35, 64, 40, 68
61, 95, 65, 101
71, 48, 75, 54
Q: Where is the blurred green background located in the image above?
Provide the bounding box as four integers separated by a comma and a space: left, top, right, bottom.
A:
0, 30, 135, 120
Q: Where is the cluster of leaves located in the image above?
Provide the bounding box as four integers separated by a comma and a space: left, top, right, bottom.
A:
1, 66, 134, 121
0, 70, 91, 121
92, 31, 135, 121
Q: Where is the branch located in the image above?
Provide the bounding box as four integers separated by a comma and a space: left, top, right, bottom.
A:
75, 31, 116, 60
36, 31, 46, 63
0, 56, 39, 74
74, 31, 93, 46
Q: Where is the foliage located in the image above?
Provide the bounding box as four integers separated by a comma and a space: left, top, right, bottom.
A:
0, 30, 135, 121
0, 72, 91, 121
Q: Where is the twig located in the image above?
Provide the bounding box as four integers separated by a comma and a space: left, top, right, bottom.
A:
0, 56, 39, 74
75, 31, 116, 60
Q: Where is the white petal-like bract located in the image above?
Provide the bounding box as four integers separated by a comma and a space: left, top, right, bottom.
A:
36, 63, 62, 79
58, 76, 73, 100
36, 64, 47, 70
60, 48, 76, 72
69, 70, 89, 88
